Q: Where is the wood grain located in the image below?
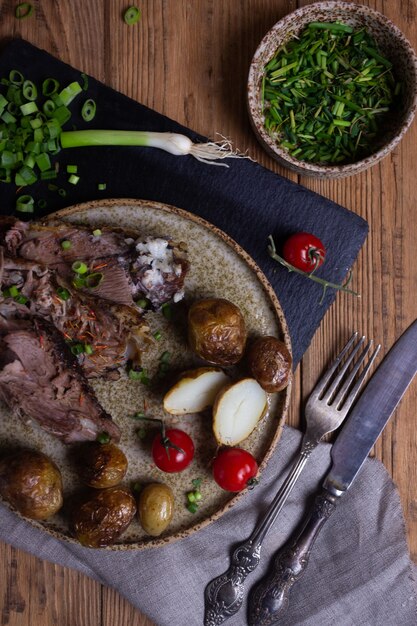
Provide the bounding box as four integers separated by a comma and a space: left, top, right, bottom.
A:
0, 1, 416, 625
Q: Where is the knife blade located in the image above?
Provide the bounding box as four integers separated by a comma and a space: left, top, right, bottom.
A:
248, 319, 417, 626
324, 318, 417, 496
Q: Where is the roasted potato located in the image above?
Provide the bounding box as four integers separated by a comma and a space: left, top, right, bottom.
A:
72, 486, 136, 548
77, 442, 128, 489
163, 367, 229, 415
247, 336, 292, 392
188, 298, 246, 366
138, 483, 174, 537
0, 449, 63, 520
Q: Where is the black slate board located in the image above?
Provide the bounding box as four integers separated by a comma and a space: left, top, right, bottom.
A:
0, 39, 368, 365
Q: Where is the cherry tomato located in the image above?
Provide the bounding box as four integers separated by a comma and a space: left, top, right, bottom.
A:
282, 232, 326, 272
152, 428, 194, 473
212, 448, 258, 492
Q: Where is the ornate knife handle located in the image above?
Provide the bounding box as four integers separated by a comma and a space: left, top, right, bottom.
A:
248, 488, 339, 626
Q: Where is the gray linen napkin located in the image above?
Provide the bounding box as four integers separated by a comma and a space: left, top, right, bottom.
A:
1, 426, 416, 626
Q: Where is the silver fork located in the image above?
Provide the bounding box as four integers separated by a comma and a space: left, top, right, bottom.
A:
204, 333, 380, 626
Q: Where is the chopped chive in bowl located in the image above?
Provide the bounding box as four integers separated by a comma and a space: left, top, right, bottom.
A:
261, 22, 400, 165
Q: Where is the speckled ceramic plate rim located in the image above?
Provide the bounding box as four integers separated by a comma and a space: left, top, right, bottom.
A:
1, 198, 292, 551
247, 1, 417, 178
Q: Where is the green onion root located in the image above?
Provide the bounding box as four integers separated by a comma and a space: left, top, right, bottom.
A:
60, 130, 245, 167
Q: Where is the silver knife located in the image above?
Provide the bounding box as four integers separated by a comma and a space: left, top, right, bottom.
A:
248, 319, 417, 626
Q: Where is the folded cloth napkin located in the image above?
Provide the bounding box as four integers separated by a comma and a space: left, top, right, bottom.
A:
1, 425, 416, 626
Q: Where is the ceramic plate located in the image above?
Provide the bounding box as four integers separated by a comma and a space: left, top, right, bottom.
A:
0, 198, 291, 549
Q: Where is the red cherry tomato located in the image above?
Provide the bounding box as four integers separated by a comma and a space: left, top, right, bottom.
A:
212, 448, 258, 492
282, 232, 326, 272
152, 428, 194, 473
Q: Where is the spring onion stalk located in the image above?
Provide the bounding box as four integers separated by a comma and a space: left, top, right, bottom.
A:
59, 130, 243, 166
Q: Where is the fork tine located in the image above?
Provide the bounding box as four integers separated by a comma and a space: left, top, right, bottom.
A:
340, 343, 381, 413
311, 332, 359, 398
319, 334, 365, 403
332, 339, 374, 409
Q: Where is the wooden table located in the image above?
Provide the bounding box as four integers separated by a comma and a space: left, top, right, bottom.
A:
0, 1, 416, 624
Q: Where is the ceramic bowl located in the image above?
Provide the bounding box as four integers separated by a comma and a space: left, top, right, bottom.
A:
247, 1, 417, 178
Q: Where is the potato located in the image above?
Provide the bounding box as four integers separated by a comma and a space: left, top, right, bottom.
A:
0, 449, 63, 520
77, 442, 128, 489
213, 378, 268, 446
72, 486, 136, 548
163, 367, 230, 415
138, 483, 174, 537
188, 298, 246, 366
247, 336, 292, 392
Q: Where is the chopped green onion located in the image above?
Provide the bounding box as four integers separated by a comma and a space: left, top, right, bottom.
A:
136, 298, 149, 309
187, 502, 198, 514
20, 101, 38, 116
14, 294, 28, 304
71, 261, 88, 275
92, 229, 102, 236
81, 99, 96, 122
128, 367, 150, 384
84, 344, 93, 355
9, 285, 20, 297
68, 174, 80, 185
97, 183, 106, 191
42, 78, 59, 96
56, 287, 70, 301
124, 6, 141, 25
59, 81, 82, 106
261, 23, 398, 164
9, 70, 24, 85
35, 153, 51, 172
128, 369, 142, 380
133, 411, 146, 419
58, 188, 67, 197
153, 330, 162, 341
80, 73, 89, 91
84, 272, 104, 288
37, 199, 47, 209
23, 80, 37, 101
15, 2, 33, 19
72, 276, 86, 289
161, 303, 172, 320
40, 169, 58, 180
66, 164, 78, 174
16, 194, 34, 213
61, 240, 72, 250
97, 432, 111, 444
160, 351, 171, 364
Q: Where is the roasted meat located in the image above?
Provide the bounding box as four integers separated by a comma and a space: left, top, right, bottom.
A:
0, 303, 120, 443
1, 219, 188, 311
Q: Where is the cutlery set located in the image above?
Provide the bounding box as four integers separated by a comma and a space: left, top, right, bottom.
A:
204, 320, 417, 625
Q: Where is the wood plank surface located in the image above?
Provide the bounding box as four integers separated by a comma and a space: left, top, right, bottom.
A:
0, 1, 416, 625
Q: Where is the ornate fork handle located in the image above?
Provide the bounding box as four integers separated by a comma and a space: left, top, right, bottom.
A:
248, 488, 338, 626
204, 437, 317, 626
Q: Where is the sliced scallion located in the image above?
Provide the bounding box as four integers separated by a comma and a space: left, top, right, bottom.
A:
61, 240, 72, 250
124, 6, 141, 25
59, 81, 82, 106
15, 2, 33, 19
68, 174, 80, 185
81, 99, 96, 122
71, 261, 88, 275
16, 194, 35, 213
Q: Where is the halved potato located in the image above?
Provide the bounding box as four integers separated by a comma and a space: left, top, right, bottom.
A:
163, 367, 230, 415
213, 378, 268, 446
